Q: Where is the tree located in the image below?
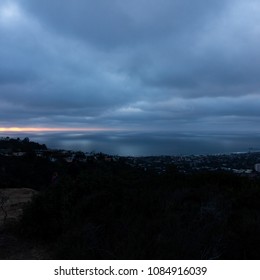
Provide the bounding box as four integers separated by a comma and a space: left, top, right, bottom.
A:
23, 137, 30, 143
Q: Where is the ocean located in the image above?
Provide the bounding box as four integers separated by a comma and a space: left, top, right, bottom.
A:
1, 131, 260, 156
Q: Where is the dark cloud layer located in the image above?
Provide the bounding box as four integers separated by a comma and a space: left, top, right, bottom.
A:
1, 0, 260, 146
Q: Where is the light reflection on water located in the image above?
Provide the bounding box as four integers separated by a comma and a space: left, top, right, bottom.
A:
1, 131, 260, 156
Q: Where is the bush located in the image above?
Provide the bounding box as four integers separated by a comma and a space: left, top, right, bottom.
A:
18, 162, 260, 259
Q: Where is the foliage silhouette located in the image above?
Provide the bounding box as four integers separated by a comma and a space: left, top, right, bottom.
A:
18, 160, 260, 259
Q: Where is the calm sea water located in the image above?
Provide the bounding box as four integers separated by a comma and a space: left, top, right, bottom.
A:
1, 131, 260, 156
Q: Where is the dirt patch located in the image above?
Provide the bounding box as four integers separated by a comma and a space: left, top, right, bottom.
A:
0, 188, 51, 259
0, 188, 38, 226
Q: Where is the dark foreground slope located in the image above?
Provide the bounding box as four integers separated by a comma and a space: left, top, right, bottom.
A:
13, 160, 260, 260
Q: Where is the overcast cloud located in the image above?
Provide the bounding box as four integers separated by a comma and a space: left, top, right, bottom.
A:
1, 0, 260, 136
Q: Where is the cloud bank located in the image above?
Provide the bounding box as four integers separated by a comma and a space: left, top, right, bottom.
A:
0, 0, 260, 134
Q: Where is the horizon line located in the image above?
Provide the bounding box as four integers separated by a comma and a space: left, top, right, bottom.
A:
0, 127, 122, 133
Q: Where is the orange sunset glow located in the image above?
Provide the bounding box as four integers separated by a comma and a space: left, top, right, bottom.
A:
0, 127, 119, 132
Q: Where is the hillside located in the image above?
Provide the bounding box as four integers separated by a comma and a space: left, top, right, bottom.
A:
1, 137, 260, 259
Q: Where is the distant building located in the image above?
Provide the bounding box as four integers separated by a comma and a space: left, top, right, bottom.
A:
254, 163, 260, 172
13, 152, 26, 157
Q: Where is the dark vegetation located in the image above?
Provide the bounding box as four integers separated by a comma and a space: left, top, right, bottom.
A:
0, 137, 47, 152
1, 137, 260, 259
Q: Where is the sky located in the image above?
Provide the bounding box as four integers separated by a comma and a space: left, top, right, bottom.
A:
0, 0, 260, 155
